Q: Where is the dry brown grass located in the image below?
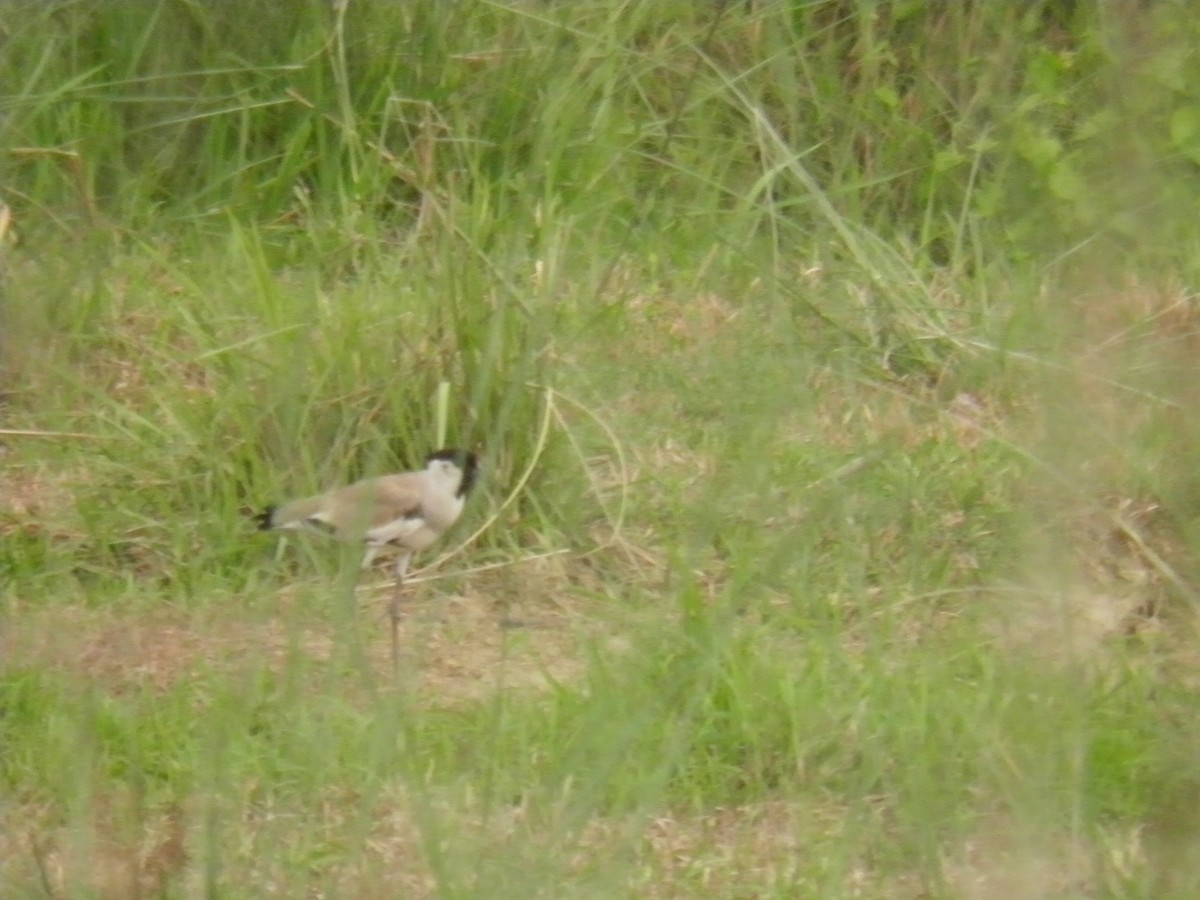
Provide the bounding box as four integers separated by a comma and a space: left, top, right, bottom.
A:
1, 789, 1146, 899
986, 279, 1199, 670
0, 790, 930, 898
0, 576, 608, 703
1, 455, 81, 528
2, 793, 188, 900
940, 817, 1106, 900
7, 277, 1199, 897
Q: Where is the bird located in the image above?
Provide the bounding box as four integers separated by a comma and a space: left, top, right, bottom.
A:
255, 448, 479, 669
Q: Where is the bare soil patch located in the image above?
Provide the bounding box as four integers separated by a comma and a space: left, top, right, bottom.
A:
1, 562, 615, 704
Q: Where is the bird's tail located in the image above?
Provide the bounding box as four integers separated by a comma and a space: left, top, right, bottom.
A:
253, 505, 278, 531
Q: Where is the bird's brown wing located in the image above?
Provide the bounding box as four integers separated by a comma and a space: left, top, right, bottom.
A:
345, 473, 426, 529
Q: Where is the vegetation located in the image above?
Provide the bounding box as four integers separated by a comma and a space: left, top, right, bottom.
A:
4, 1, 1200, 896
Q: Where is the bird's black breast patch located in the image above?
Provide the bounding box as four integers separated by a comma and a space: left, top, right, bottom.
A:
385, 507, 425, 546
304, 517, 338, 535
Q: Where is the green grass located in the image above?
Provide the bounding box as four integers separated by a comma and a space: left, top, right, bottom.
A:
5, 1, 1200, 897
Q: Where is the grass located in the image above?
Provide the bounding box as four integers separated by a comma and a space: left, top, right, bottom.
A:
5, 1, 1200, 897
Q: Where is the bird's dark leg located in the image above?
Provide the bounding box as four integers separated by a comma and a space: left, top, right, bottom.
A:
390, 554, 412, 676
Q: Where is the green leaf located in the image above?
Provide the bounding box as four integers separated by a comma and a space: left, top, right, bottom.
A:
1048, 160, 1085, 203
1170, 106, 1200, 163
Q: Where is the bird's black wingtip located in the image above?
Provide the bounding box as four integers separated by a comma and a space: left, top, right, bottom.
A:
253, 505, 277, 531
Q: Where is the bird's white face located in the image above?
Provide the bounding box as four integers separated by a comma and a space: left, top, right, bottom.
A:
431, 459, 459, 477
428, 458, 463, 488
423, 448, 478, 499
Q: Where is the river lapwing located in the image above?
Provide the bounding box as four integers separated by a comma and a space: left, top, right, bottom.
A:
255, 448, 479, 668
